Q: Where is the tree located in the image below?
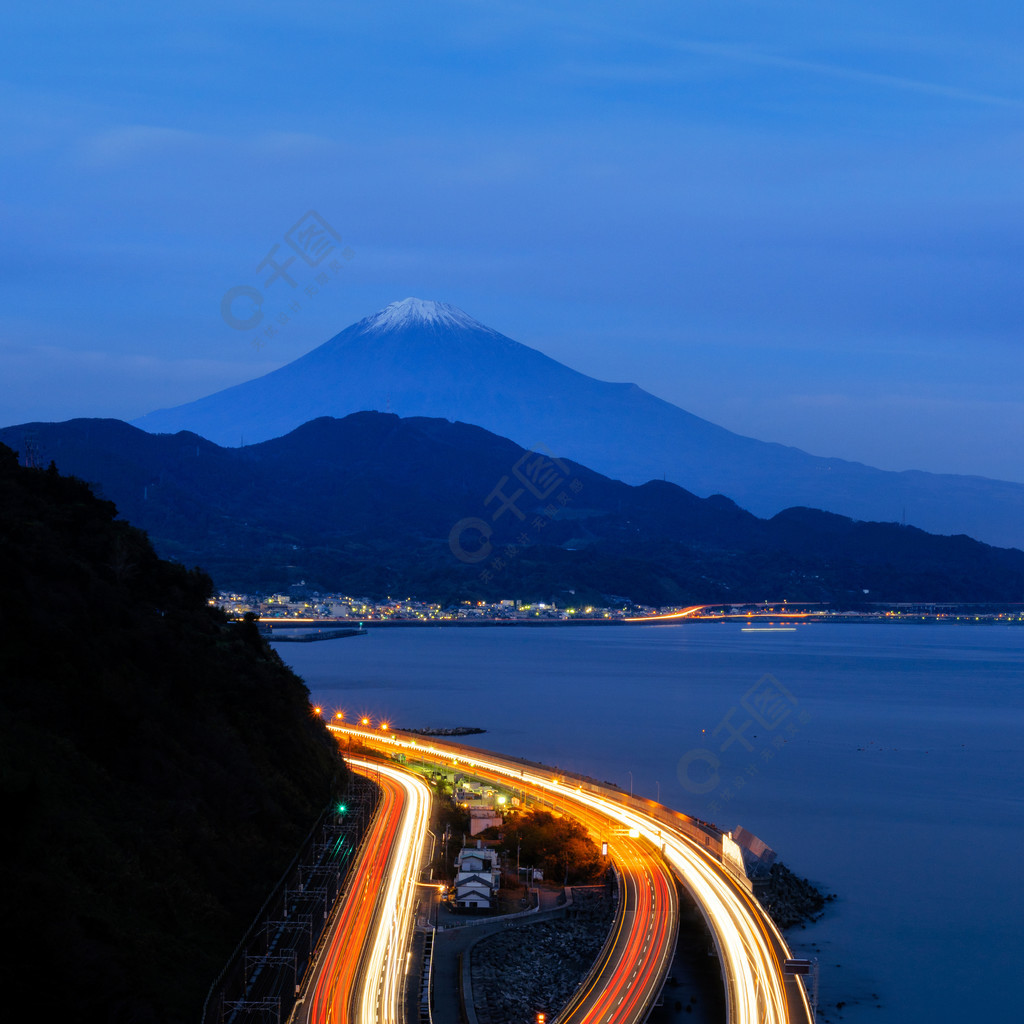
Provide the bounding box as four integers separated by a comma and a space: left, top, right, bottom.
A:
498, 808, 603, 884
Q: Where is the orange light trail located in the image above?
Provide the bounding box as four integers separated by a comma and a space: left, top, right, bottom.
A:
330, 725, 813, 1024
624, 604, 708, 622
299, 760, 430, 1024
425, 757, 678, 1024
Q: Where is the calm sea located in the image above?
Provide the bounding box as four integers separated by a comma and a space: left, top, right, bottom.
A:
276, 623, 1024, 1023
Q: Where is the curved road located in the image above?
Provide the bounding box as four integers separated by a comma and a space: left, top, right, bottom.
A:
558, 815, 677, 1024
298, 759, 431, 1024
331, 725, 813, 1024
439, 755, 679, 1024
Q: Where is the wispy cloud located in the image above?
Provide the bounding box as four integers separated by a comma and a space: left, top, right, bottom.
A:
656, 37, 1024, 109
506, 1, 1024, 109
75, 124, 341, 169
77, 125, 201, 168
0, 342, 279, 425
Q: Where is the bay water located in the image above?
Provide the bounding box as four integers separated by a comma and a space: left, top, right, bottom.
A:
276, 623, 1023, 1023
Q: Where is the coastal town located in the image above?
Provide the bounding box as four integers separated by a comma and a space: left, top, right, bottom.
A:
214, 592, 1024, 625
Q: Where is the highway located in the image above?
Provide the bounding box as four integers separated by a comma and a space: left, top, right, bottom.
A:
433, 753, 679, 1024
297, 759, 431, 1024
543, 801, 677, 1024
331, 724, 813, 1024
589, 793, 806, 1024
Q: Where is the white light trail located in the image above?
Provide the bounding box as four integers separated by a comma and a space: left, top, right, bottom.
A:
348, 758, 432, 1024
332, 727, 811, 1024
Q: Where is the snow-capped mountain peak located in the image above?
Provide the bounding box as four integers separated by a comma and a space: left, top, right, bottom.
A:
128, 298, 1024, 548
360, 298, 494, 334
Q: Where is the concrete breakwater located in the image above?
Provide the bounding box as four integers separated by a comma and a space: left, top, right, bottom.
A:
266, 627, 368, 642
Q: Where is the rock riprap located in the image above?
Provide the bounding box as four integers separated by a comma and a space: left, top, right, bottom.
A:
470, 888, 613, 1024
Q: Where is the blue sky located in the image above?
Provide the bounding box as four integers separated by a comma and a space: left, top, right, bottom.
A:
2, 0, 1023, 481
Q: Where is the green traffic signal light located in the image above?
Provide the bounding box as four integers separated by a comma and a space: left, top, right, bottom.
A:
338, 803, 348, 814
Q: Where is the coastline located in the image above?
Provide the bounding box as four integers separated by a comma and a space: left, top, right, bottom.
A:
263, 614, 1024, 629
278, 622, 1024, 1023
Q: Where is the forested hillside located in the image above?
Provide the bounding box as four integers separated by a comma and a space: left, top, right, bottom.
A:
0, 443, 347, 1022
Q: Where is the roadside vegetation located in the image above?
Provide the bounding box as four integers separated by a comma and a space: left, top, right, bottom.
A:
488, 807, 604, 885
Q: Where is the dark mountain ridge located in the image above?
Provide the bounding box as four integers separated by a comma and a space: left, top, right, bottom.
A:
5, 413, 1022, 606
128, 298, 1024, 549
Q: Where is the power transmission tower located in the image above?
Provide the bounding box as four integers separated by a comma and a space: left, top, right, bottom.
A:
22, 432, 41, 469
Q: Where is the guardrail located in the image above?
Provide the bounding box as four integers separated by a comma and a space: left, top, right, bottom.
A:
332, 725, 753, 893
438, 891, 540, 929
418, 927, 435, 1024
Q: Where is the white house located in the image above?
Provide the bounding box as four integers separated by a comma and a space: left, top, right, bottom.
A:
453, 843, 500, 909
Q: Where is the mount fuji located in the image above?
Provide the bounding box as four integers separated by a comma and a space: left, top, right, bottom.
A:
132, 298, 1024, 549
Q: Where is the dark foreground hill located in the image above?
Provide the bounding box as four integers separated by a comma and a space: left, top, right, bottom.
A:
5, 414, 1023, 607
0, 444, 347, 1023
